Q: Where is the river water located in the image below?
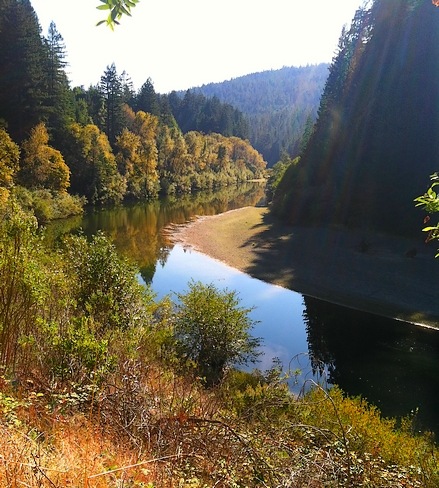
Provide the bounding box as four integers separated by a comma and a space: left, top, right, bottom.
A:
53, 182, 439, 435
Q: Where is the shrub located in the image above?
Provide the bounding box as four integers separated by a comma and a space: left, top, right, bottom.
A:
173, 281, 261, 386
63, 231, 155, 333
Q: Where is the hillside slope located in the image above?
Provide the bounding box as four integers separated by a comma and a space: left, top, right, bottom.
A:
184, 64, 329, 165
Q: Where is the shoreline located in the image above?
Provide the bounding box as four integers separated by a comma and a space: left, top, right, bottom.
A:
169, 206, 439, 329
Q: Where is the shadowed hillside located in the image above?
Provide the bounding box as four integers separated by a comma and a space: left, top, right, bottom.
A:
273, 0, 439, 236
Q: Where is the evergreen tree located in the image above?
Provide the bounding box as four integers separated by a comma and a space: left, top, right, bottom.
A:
273, 0, 439, 235
119, 70, 135, 106
135, 78, 160, 116
99, 63, 124, 144
0, 0, 48, 141
44, 21, 75, 143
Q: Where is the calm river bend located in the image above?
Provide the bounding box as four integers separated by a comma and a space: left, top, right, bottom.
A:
51, 182, 439, 436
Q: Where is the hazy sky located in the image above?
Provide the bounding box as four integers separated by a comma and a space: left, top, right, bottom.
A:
31, 0, 363, 93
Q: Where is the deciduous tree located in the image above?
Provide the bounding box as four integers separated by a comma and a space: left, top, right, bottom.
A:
0, 128, 20, 188
19, 123, 70, 192
63, 123, 125, 204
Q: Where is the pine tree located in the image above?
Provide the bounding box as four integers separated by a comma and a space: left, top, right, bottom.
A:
135, 78, 160, 116
99, 63, 124, 144
0, 0, 48, 141
44, 21, 75, 143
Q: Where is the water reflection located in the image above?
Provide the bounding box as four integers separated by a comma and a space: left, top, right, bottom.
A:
80, 182, 266, 283
150, 244, 314, 387
304, 297, 439, 432
47, 183, 439, 435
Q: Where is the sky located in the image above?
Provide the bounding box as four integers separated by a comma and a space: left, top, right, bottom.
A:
31, 0, 363, 94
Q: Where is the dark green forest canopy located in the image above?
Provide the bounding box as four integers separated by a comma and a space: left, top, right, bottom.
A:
177, 65, 329, 166
273, 0, 439, 236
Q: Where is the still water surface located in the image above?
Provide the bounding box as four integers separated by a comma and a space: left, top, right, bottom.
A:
60, 183, 439, 435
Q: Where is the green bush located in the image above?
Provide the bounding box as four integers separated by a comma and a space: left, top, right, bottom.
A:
63, 231, 155, 333
173, 281, 261, 386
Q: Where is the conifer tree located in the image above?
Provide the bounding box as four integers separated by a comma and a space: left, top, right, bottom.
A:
44, 22, 75, 143
99, 63, 125, 145
0, 0, 48, 141
135, 78, 160, 116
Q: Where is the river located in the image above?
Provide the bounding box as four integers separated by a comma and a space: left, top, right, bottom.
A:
51, 182, 439, 435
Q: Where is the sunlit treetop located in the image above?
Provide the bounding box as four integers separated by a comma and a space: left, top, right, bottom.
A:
96, 0, 140, 29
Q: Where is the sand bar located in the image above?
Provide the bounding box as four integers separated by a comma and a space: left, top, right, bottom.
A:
169, 206, 439, 328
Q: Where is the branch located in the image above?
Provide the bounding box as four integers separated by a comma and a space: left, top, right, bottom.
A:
96, 0, 140, 29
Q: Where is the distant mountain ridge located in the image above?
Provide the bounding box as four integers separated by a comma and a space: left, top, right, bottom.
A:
178, 64, 329, 165
190, 64, 329, 115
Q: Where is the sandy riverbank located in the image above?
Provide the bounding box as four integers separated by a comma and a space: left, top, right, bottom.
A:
169, 206, 439, 328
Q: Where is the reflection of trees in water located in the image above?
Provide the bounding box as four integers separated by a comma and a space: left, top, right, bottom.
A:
304, 296, 411, 387
157, 246, 171, 268
302, 298, 336, 378
303, 296, 439, 432
139, 263, 156, 285
57, 181, 265, 280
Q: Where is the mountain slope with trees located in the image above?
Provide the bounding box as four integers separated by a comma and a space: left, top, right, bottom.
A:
273, 0, 439, 237
184, 64, 329, 165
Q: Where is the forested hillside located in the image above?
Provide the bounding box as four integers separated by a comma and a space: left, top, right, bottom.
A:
273, 0, 439, 236
0, 0, 265, 221
184, 64, 329, 165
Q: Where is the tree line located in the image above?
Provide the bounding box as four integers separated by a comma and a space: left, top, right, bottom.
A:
188, 64, 329, 166
0, 0, 266, 221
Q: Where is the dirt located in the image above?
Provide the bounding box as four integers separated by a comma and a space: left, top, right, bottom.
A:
169, 206, 439, 328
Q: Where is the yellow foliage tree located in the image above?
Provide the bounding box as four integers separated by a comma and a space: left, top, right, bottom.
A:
20, 123, 70, 192
116, 110, 159, 198
65, 123, 126, 204
0, 128, 20, 188
0, 128, 20, 208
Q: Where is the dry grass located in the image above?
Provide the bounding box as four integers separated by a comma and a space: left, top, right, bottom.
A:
0, 366, 437, 488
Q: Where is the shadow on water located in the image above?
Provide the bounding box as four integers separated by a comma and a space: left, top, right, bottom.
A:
46, 182, 439, 435
304, 296, 439, 433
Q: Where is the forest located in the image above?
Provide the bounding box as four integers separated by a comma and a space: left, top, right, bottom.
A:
272, 0, 439, 238
188, 64, 329, 165
0, 0, 266, 222
0, 0, 438, 486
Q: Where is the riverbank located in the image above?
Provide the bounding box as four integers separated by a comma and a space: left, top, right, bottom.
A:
170, 206, 439, 328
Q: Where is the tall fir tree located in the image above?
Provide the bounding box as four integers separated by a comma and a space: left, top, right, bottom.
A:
99, 63, 124, 144
135, 78, 160, 116
44, 21, 75, 144
0, 0, 48, 141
